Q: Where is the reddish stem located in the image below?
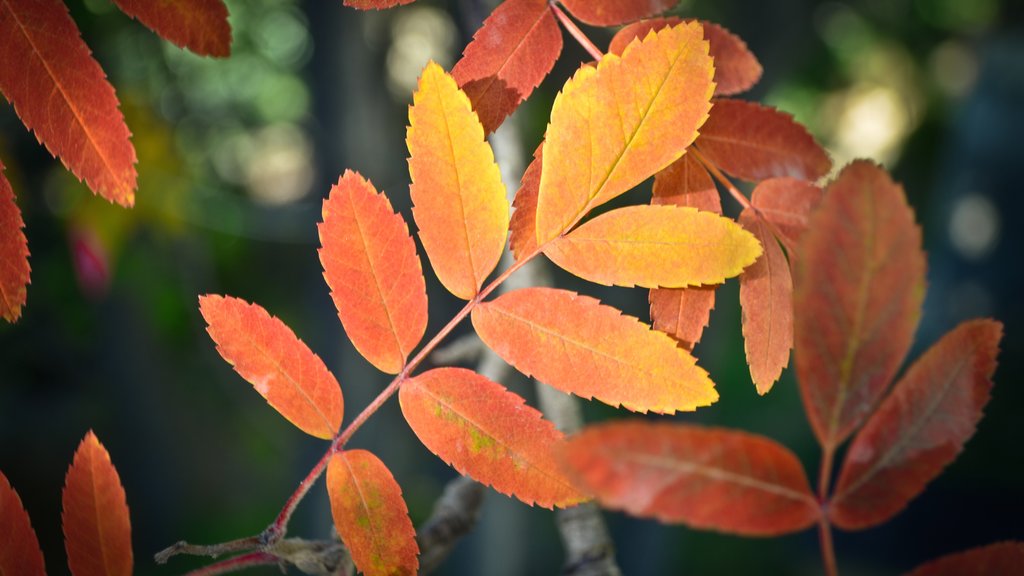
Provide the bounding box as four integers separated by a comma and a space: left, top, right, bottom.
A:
184, 552, 278, 576
549, 2, 604, 61
817, 516, 840, 576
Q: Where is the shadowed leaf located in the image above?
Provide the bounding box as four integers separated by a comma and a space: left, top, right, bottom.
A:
111, 0, 231, 57
905, 541, 1024, 576
561, 0, 678, 26
0, 162, 29, 322
0, 471, 46, 576
509, 142, 543, 261
751, 177, 823, 247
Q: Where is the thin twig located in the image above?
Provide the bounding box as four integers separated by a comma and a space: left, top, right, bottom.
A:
549, 2, 604, 61
182, 551, 278, 576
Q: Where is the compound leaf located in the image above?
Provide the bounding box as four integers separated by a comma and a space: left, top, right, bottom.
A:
110, 0, 231, 57
560, 0, 679, 26
0, 471, 46, 576
0, 162, 30, 322
508, 142, 543, 261
905, 542, 1024, 576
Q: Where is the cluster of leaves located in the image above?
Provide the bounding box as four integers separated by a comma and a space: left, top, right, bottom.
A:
0, 0, 232, 321
1, 431, 133, 576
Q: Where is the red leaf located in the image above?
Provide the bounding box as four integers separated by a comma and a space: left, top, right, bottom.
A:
0, 161, 30, 322
609, 18, 762, 96
649, 154, 720, 349
0, 0, 137, 205
794, 161, 926, 448
472, 287, 718, 414
199, 295, 343, 439
560, 0, 678, 26
110, 0, 231, 57
344, 0, 416, 9
695, 99, 831, 182
739, 208, 793, 394
750, 177, 823, 247
452, 0, 562, 134
564, 421, 820, 536
400, 367, 586, 508
508, 142, 543, 261
319, 170, 428, 375
62, 431, 132, 576
905, 541, 1024, 576
830, 320, 1003, 530
0, 471, 46, 576
327, 450, 419, 576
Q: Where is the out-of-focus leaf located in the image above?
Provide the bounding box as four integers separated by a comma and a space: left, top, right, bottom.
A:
400, 367, 586, 508
564, 421, 820, 535
0, 471, 46, 576
344, 0, 415, 9
472, 287, 718, 413
905, 542, 1024, 576
0, 161, 29, 322
751, 177, 823, 247
111, 0, 231, 57
408, 61, 509, 300
508, 142, 543, 261
319, 170, 428, 375
560, 0, 678, 26
199, 295, 343, 439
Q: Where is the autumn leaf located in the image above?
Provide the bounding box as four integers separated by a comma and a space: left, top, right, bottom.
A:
508, 142, 543, 261
62, 431, 132, 576
344, 0, 415, 9
452, 0, 562, 134
829, 320, 1002, 530
560, 0, 678, 26
319, 170, 428, 375
110, 0, 231, 57
327, 450, 419, 576
536, 22, 714, 243
0, 0, 137, 205
0, 471, 46, 576
694, 99, 831, 182
564, 421, 820, 536
544, 205, 761, 288
0, 161, 30, 322
199, 295, 343, 439
408, 61, 509, 300
905, 541, 1024, 576
739, 208, 793, 394
609, 18, 762, 96
472, 287, 718, 413
794, 161, 926, 449
400, 367, 586, 508
750, 177, 823, 247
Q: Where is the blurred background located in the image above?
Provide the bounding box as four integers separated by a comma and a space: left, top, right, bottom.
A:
1, 0, 1022, 574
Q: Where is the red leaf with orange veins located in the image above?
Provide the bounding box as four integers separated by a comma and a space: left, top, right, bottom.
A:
319, 170, 428, 375
751, 177, 823, 248
695, 99, 831, 182
560, 0, 678, 26
199, 295, 343, 439
609, 19, 762, 96
0, 0, 137, 205
400, 367, 586, 508
327, 450, 419, 576
794, 161, 926, 449
0, 471, 46, 576
649, 154, 720, 349
62, 431, 132, 576
905, 542, 1024, 576
739, 208, 793, 395
564, 421, 820, 536
110, 0, 231, 57
0, 162, 30, 322
508, 142, 543, 261
472, 287, 718, 413
344, 0, 415, 9
452, 0, 562, 134
830, 320, 1003, 530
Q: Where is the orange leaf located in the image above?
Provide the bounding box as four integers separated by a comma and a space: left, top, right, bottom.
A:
0, 0, 137, 205
739, 208, 793, 394
905, 541, 1024, 576
695, 99, 831, 182
649, 154, 720, 349
536, 22, 714, 243
110, 0, 231, 57
544, 205, 761, 288
508, 142, 543, 261
319, 170, 428, 375
199, 295, 343, 439
0, 471, 46, 576
830, 320, 1002, 530
564, 421, 820, 535
327, 450, 418, 576
750, 177, 823, 247
408, 61, 509, 300
452, 0, 562, 134
472, 287, 718, 413
609, 18, 762, 96
344, 0, 415, 9
400, 367, 586, 508
794, 161, 926, 448
0, 161, 30, 322
62, 431, 132, 576
560, 0, 678, 26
